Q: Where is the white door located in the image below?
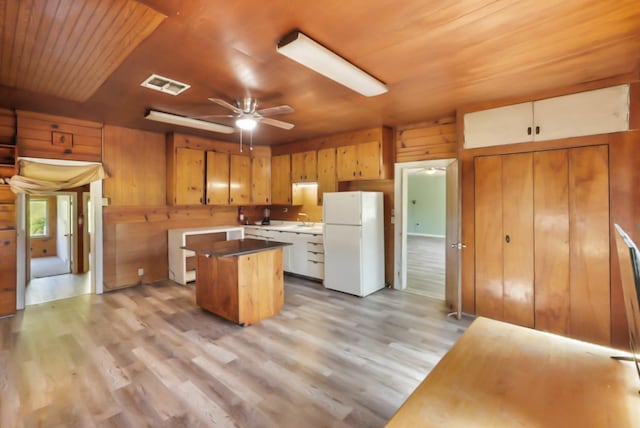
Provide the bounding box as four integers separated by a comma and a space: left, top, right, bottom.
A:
445, 160, 461, 318
56, 195, 72, 273
324, 224, 362, 296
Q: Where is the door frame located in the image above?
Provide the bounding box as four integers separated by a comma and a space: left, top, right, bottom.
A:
393, 158, 457, 291
16, 158, 104, 310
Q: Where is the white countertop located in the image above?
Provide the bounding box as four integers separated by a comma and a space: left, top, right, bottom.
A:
244, 221, 323, 235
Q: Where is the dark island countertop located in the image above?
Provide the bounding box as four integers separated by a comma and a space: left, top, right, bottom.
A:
182, 238, 292, 258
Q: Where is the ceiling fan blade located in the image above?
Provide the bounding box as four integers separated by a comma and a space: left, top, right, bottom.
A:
260, 117, 295, 130
257, 105, 294, 117
194, 114, 235, 119
208, 98, 242, 114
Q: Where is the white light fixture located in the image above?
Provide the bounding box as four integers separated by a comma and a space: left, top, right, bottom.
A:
276, 30, 388, 97
144, 110, 234, 134
236, 116, 258, 131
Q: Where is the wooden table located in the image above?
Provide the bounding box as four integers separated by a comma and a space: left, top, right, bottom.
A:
386, 317, 640, 427
182, 238, 291, 326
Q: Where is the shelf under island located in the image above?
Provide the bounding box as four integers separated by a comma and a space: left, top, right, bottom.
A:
182, 238, 292, 326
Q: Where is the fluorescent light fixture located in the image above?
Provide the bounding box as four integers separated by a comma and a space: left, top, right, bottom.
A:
236, 116, 257, 131
144, 110, 234, 134
276, 30, 387, 97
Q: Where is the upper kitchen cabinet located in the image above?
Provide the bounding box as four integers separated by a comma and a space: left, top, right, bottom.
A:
271, 154, 292, 205
317, 147, 337, 205
336, 127, 393, 181
168, 146, 205, 205
251, 155, 271, 205
206, 151, 229, 205
464, 84, 630, 149
291, 150, 317, 182
229, 154, 251, 205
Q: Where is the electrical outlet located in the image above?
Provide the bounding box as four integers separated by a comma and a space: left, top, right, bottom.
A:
137, 268, 144, 276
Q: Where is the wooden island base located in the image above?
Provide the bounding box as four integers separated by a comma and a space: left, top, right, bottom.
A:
190, 240, 287, 326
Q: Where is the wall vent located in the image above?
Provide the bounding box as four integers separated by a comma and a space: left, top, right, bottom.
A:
140, 74, 190, 95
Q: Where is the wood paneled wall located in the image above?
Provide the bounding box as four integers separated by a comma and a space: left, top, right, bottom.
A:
457, 79, 640, 348
102, 126, 263, 290
0, 108, 16, 144
395, 116, 457, 162
16, 110, 102, 162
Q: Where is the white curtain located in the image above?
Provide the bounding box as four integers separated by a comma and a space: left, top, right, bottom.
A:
10, 160, 108, 194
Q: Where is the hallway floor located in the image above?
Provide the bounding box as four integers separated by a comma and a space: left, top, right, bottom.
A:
405, 235, 445, 300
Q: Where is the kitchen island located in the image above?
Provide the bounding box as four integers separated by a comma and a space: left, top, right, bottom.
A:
182, 238, 292, 326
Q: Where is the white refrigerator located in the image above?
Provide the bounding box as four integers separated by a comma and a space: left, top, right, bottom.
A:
323, 191, 385, 297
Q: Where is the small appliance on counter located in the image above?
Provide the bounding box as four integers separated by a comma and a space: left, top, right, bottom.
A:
261, 207, 271, 225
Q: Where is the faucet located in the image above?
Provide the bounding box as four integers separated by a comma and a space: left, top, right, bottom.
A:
297, 212, 309, 226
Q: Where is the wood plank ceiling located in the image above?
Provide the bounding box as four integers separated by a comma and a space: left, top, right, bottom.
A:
0, 0, 639, 145
0, 0, 165, 102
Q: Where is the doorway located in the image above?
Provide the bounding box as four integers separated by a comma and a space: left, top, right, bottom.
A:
394, 158, 460, 314
15, 158, 105, 310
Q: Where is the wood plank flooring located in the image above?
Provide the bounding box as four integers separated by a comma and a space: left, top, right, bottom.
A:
0, 276, 470, 427
406, 235, 446, 300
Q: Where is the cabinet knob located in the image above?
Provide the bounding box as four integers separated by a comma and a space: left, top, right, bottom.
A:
199, 197, 203, 203
505, 234, 510, 244
527, 126, 532, 135
535, 126, 540, 135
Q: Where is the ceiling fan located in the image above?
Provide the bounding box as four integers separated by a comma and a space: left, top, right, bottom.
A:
203, 97, 295, 131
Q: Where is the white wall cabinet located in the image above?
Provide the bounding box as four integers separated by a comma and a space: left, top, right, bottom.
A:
464, 84, 630, 149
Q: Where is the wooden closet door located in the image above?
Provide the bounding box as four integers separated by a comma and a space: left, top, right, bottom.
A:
502, 153, 534, 327
569, 145, 610, 344
534, 149, 570, 335
475, 155, 504, 320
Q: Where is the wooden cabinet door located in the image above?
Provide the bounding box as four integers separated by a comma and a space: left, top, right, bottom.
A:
0, 229, 16, 316
291, 151, 317, 182
357, 141, 380, 179
229, 155, 251, 205
475, 155, 505, 321
271, 154, 291, 205
317, 147, 336, 205
568, 145, 610, 344
534, 149, 570, 335
337, 145, 357, 181
175, 147, 205, 205
251, 156, 271, 205
501, 153, 534, 327
206, 151, 229, 205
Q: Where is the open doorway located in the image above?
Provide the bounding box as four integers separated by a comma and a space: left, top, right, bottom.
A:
25, 190, 91, 305
394, 158, 461, 314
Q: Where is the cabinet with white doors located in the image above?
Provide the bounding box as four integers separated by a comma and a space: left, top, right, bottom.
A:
463, 84, 630, 149
168, 226, 244, 285
244, 225, 324, 280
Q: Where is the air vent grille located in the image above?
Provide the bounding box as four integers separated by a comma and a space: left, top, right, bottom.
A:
140, 74, 190, 95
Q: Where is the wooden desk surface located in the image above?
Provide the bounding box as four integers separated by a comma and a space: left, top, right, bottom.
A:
386, 317, 640, 427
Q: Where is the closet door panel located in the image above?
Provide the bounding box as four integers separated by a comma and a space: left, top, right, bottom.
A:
569, 145, 610, 344
534, 150, 570, 335
474, 156, 504, 320
502, 153, 534, 327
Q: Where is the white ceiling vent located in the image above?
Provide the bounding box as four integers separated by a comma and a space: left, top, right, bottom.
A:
140, 74, 190, 95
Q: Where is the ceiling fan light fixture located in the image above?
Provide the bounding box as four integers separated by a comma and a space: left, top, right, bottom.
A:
236, 117, 258, 131
144, 110, 234, 134
276, 30, 388, 97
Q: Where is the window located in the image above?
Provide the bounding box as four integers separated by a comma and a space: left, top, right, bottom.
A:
29, 199, 49, 237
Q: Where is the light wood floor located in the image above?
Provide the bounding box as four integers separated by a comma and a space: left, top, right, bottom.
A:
0, 276, 470, 427
26, 272, 91, 306
406, 235, 446, 300
31, 256, 70, 279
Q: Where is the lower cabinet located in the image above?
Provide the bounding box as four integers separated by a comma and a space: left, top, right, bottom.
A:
244, 227, 324, 280
0, 229, 16, 316
474, 145, 610, 344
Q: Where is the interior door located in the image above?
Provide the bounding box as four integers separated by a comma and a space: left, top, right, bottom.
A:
57, 195, 72, 273
445, 160, 461, 317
